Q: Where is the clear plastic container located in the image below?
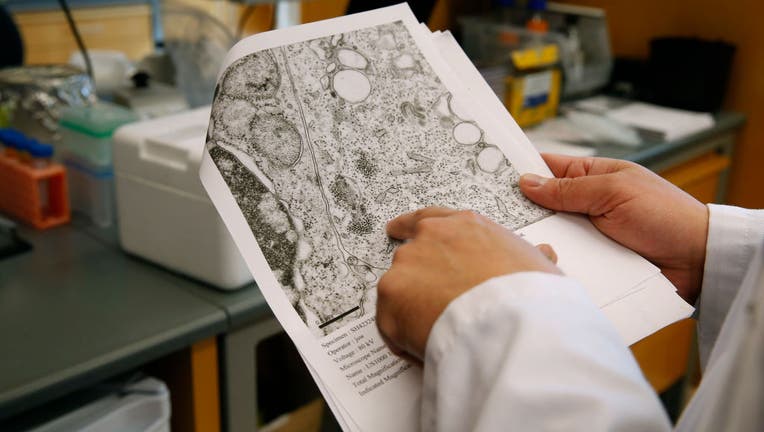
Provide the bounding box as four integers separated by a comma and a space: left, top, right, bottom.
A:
459, 8, 612, 99
59, 101, 137, 167
64, 153, 115, 228
59, 101, 137, 227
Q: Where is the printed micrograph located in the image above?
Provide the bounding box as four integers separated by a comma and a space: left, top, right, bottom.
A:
207, 21, 551, 337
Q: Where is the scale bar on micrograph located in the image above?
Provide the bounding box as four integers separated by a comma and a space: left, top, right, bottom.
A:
319, 306, 361, 329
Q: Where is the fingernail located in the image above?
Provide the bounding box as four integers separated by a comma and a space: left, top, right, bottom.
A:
521, 173, 547, 188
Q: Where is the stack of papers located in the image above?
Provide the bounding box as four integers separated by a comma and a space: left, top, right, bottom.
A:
199, 5, 693, 430
574, 95, 715, 142
606, 102, 714, 141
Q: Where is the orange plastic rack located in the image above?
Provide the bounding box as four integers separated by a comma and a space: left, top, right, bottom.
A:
0, 153, 70, 229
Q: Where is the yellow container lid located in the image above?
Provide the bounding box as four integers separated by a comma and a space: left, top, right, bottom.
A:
511, 44, 559, 69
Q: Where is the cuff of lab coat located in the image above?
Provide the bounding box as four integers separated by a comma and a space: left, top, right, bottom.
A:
698, 204, 764, 366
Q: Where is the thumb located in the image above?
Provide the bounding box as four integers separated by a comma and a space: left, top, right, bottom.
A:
535, 243, 558, 264
519, 173, 615, 216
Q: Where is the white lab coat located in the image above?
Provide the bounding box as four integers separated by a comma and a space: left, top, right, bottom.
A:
421, 205, 764, 431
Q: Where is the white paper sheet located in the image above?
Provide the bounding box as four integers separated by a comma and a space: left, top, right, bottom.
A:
571, 95, 715, 143
605, 102, 715, 141
199, 6, 692, 430
601, 273, 695, 346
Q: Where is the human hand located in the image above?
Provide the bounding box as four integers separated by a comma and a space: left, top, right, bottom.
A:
520, 153, 708, 303
376, 207, 560, 363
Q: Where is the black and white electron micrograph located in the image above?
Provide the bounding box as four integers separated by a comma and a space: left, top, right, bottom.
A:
207, 21, 551, 337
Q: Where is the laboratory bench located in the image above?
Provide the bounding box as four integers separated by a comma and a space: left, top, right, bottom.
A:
0, 219, 233, 430
0, 111, 745, 431
595, 111, 744, 204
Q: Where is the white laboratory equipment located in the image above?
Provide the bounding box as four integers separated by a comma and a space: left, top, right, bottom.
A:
113, 107, 252, 290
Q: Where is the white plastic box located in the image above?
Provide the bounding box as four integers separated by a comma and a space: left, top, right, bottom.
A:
113, 107, 252, 290
31, 377, 170, 432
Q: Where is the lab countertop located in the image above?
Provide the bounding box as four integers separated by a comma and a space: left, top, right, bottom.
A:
0, 219, 269, 420
0, 110, 745, 420
590, 111, 745, 171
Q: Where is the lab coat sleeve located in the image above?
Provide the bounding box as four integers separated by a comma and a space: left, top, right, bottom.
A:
421, 272, 671, 432
698, 204, 764, 366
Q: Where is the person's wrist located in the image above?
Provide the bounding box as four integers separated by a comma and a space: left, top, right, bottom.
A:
684, 204, 710, 304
